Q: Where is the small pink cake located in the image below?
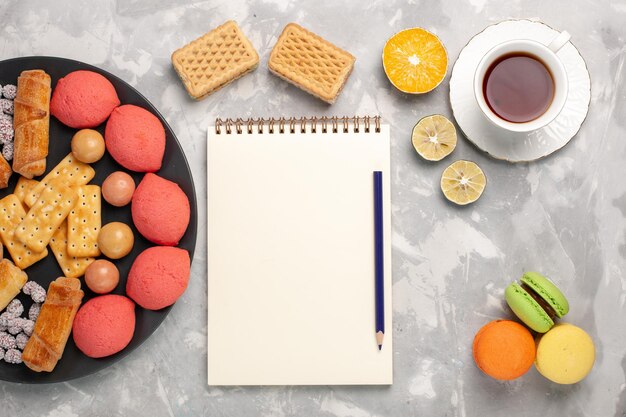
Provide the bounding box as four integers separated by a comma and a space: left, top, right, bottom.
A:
72, 295, 135, 358
131, 173, 190, 245
105, 104, 165, 172
50, 70, 120, 128
126, 246, 191, 310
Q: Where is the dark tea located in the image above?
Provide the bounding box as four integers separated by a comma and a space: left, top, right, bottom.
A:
483, 53, 554, 123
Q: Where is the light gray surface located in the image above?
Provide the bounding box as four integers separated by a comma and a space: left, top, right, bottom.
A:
1, 0, 625, 415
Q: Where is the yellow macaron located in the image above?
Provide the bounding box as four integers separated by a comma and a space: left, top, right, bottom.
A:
535, 323, 595, 384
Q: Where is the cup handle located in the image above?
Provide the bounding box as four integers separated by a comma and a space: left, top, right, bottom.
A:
547, 31, 571, 53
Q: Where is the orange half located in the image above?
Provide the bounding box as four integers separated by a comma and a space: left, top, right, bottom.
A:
383, 28, 448, 94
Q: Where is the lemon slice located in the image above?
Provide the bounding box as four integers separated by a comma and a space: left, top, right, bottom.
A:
382, 28, 448, 94
412, 114, 457, 161
440, 160, 486, 205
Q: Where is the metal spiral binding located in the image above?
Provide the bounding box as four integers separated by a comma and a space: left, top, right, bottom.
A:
215, 116, 381, 135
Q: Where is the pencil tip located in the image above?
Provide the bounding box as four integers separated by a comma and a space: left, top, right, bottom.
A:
376, 331, 384, 348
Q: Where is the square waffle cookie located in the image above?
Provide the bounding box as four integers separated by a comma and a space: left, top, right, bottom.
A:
268, 23, 356, 104
171, 20, 259, 100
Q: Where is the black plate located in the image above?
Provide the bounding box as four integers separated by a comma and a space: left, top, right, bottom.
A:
0, 56, 198, 383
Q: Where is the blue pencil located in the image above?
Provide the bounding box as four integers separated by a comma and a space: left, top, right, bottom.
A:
373, 171, 384, 350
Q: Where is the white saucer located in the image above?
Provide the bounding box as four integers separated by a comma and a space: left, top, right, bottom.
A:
449, 19, 591, 162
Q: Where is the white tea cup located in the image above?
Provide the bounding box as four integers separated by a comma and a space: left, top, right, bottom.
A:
473, 31, 571, 133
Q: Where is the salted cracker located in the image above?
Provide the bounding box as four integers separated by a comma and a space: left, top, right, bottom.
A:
14, 177, 39, 211
67, 185, 101, 257
0, 194, 48, 269
49, 221, 95, 278
15, 182, 78, 253
24, 153, 95, 208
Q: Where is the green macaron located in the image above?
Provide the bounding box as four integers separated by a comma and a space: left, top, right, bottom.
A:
504, 272, 569, 333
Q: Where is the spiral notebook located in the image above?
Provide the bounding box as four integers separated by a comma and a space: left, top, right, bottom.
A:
207, 116, 392, 385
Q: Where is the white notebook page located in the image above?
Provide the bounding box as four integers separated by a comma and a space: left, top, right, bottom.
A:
207, 122, 392, 385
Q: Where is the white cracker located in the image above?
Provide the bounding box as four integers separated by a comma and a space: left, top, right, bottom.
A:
49, 221, 95, 278
67, 185, 101, 257
0, 194, 48, 269
14, 177, 39, 211
24, 153, 94, 208
15, 182, 78, 253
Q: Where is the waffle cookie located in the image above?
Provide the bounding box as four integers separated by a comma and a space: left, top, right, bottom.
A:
268, 23, 356, 104
171, 20, 259, 100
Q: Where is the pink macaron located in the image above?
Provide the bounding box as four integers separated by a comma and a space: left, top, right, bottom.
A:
131, 173, 190, 246
105, 104, 165, 172
50, 70, 120, 128
72, 295, 136, 358
126, 246, 191, 310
